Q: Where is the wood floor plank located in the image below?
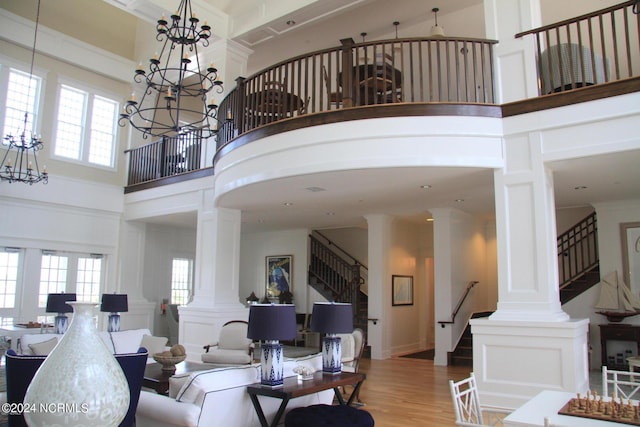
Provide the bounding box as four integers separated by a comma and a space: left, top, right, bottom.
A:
350, 356, 472, 426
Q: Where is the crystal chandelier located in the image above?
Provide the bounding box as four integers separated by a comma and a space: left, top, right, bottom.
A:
119, 0, 223, 139
1, 0, 48, 185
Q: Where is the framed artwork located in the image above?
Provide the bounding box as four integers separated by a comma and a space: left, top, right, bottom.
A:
266, 255, 293, 299
621, 222, 640, 296
392, 275, 413, 306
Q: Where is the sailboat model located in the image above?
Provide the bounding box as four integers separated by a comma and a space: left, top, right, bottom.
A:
595, 271, 640, 322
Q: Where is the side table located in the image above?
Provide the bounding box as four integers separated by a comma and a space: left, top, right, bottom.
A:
246, 371, 366, 427
143, 361, 212, 394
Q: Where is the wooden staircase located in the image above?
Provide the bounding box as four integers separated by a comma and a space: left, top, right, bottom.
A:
448, 212, 600, 366
308, 232, 369, 341
447, 311, 493, 366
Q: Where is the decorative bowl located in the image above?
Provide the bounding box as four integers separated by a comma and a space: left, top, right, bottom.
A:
153, 353, 186, 371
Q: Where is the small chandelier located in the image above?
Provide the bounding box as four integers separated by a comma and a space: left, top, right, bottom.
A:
119, 0, 223, 139
1, 0, 48, 185
430, 7, 445, 37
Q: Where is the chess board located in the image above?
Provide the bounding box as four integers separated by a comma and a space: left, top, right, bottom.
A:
558, 393, 640, 426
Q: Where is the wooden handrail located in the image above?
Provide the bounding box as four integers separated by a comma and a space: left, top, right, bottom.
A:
438, 281, 479, 328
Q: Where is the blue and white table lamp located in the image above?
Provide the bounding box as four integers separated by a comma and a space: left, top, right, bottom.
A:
311, 302, 353, 374
247, 303, 296, 387
101, 293, 128, 332
46, 293, 77, 334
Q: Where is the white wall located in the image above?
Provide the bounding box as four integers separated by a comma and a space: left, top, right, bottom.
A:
239, 228, 310, 312
0, 175, 123, 327
142, 224, 196, 337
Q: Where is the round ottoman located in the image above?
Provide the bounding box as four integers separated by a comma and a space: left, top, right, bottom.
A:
285, 404, 374, 427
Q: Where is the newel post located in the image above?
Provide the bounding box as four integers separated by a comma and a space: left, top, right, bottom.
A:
340, 38, 355, 108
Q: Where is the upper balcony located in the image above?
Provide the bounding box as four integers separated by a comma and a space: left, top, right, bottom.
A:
124, 1, 640, 193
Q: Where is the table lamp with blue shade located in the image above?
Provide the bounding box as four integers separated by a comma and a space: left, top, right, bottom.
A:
247, 304, 296, 387
311, 302, 353, 374
45, 293, 77, 334
100, 294, 128, 332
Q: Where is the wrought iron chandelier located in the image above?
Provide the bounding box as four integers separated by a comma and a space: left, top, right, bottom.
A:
119, 0, 223, 139
1, 0, 48, 185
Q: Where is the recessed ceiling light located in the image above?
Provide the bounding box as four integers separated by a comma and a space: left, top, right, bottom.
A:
455, 199, 464, 202
420, 184, 432, 189
425, 218, 434, 222
305, 186, 326, 192
286, 19, 296, 26
326, 212, 335, 216
574, 186, 588, 190
283, 202, 293, 206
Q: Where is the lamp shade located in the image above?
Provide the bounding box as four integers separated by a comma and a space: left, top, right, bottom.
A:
310, 302, 353, 334
101, 294, 128, 313
45, 293, 77, 314
247, 304, 297, 341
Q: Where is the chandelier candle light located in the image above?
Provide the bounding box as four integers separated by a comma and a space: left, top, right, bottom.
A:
119, 0, 224, 139
1, 0, 48, 185
311, 302, 354, 374
247, 304, 297, 387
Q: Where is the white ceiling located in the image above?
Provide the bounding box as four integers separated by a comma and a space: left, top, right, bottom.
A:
131, 0, 640, 232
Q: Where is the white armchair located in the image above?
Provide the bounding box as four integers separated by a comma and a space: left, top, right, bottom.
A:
201, 320, 254, 365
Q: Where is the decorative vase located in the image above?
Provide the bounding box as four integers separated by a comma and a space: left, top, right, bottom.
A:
24, 302, 130, 427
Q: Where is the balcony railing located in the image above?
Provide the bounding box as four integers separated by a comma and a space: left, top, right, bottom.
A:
215, 36, 497, 150
516, 0, 639, 94
125, 130, 202, 186
124, 2, 639, 189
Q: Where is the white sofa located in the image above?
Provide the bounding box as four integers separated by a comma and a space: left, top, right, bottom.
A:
136, 353, 333, 427
18, 328, 168, 362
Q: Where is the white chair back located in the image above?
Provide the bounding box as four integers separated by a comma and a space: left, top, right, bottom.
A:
602, 366, 640, 400
449, 373, 484, 426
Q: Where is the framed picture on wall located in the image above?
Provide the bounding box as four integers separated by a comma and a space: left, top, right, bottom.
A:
392, 275, 413, 306
621, 222, 640, 297
266, 255, 293, 299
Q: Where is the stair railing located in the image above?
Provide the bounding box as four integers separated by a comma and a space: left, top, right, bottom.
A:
557, 212, 598, 288
438, 281, 479, 328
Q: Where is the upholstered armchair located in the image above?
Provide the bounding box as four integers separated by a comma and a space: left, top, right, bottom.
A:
5, 350, 46, 427
115, 348, 149, 427
201, 320, 254, 365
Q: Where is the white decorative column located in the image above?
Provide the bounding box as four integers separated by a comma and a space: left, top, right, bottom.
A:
472, 130, 589, 407
179, 192, 248, 360
365, 214, 393, 360
115, 220, 155, 331
484, 0, 541, 102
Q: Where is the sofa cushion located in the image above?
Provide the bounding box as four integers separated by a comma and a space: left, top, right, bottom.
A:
28, 337, 58, 355
19, 334, 63, 355
111, 328, 152, 354
141, 334, 168, 356
176, 364, 261, 404
201, 349, 252, 365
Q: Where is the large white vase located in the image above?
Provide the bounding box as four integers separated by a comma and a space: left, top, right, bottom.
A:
24, 302, 130, 427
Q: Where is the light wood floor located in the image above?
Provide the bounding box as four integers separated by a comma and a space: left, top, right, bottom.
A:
349, 356, 472, 426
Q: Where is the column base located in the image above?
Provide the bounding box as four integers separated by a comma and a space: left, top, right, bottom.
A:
470, 317, 589, 409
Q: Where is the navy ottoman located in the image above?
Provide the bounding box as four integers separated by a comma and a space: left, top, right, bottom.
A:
285, 404, 374, 427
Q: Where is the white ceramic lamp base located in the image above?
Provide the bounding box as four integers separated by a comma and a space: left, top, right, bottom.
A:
322, 334, 342, 374
54, 314, 68, 334
107, 312, 121, 332
260, 340, 284, 387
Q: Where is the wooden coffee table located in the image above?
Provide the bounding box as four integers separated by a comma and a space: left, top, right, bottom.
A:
143, 360, 213, 395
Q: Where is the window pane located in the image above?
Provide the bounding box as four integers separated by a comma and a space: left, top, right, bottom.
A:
0, 251, 19, 309
55, 85, 86, 160
89, 96, 117, 166
3, 69, 39, 138
171, 258, 193, 305
38, 254, 68, 307
76, 257, 102, 303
